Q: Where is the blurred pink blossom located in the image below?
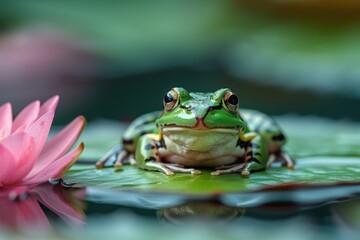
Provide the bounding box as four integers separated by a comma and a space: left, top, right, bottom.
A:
0, 29, 100, 112
0, 96, 85, 195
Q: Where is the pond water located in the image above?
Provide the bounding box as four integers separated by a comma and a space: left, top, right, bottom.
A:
1, 183, 359, 240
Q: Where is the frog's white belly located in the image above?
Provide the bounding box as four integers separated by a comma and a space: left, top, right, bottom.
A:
158, 127, 244, 167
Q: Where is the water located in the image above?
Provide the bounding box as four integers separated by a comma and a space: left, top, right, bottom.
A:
1, 182, 359, 240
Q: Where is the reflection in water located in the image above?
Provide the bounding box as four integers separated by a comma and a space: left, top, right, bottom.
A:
332, 198, 360, 231
157, 201, 244, 225
0, 183, 85, 231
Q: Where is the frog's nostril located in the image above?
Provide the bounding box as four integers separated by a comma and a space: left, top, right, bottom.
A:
195, 117, 207, 129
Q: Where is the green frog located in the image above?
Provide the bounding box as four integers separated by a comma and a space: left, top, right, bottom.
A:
96, 87, 294, 176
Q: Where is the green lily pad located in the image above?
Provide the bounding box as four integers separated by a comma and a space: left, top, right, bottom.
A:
281, 116, 360, 158
64, 156, 360, 195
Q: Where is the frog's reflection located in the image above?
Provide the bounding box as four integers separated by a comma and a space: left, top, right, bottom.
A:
157, 201, 245, 225
0, 183, 85, 230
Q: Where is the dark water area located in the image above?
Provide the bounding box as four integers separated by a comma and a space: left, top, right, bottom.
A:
2, 183, 359, 239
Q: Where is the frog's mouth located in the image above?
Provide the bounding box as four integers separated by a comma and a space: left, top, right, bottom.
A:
161, 126, 240, 152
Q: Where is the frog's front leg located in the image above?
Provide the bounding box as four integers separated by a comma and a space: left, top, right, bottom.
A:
241, 135, 268, 176
136, 134, 201, 175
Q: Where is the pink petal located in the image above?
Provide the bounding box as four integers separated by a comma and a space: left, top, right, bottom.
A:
0, 133, 30, 163
12, 100, 40, 134
0, 143, 16, 184
0, 133, 35, 185
0, 103, 12, 138
39, 95, 59, 116
24, 143, 84, 185
0, 196, 19, 228
4, 111, 55, 185
16, 198, 51, 230
36, 116, 86, 171
0, 196, 50, 230
33, 184, 85, 226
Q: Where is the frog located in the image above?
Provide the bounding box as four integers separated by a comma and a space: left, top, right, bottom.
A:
96, 87, 294, 176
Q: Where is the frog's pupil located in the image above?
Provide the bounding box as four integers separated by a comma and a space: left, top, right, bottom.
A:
228, 94, 238, 105
164, 92, 174, 103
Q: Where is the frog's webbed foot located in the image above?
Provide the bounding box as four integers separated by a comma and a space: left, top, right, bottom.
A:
136, 134, 201, 175
281, 152, 295, 169
141, 162, 201, 176
145, 162, 202, 175
211, 163, 246, 176
96, 145, 135, 169
166, 164, 202, 175
127, 154, 137, 166
266, 152, 295, 169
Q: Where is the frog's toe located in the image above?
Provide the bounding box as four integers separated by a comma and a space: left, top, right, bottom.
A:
113, 150, 129, 168
281, 153, 295, 169
266, 154, 277, 168
266, 153, 295, 169
241, 170, 250, 177
114, 163, 123, 168
128, 155, 137, 166
142, 162, 174, 175
192, 169, 202, 175
95, 161, 105, 169
165, 164, 201, 175
142, 161, 198, 175
210, 163, 246, 176
210, 170, 221, 176
96, 154, 117, 169
165, 170, 175, 176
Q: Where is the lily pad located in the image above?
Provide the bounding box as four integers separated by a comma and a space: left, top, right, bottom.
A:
64, 156, 360, 195
280, 116, 360, 158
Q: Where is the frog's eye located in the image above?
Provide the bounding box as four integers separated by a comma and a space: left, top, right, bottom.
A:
223, 91, 239, 113
163, 89, 179, 111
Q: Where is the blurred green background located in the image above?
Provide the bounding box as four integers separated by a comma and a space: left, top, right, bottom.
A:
1, 1, 360, 238
1, 0, 360, 124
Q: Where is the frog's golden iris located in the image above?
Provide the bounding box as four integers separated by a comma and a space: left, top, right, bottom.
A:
96, 87, 294, 176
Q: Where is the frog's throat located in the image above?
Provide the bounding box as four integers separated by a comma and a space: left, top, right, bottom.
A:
161, 127, 240, 152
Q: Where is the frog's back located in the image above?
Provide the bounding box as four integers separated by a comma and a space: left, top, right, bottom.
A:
122, 111, 161, 152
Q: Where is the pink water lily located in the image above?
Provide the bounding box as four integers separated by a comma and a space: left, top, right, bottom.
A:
0, 96, 85, 193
